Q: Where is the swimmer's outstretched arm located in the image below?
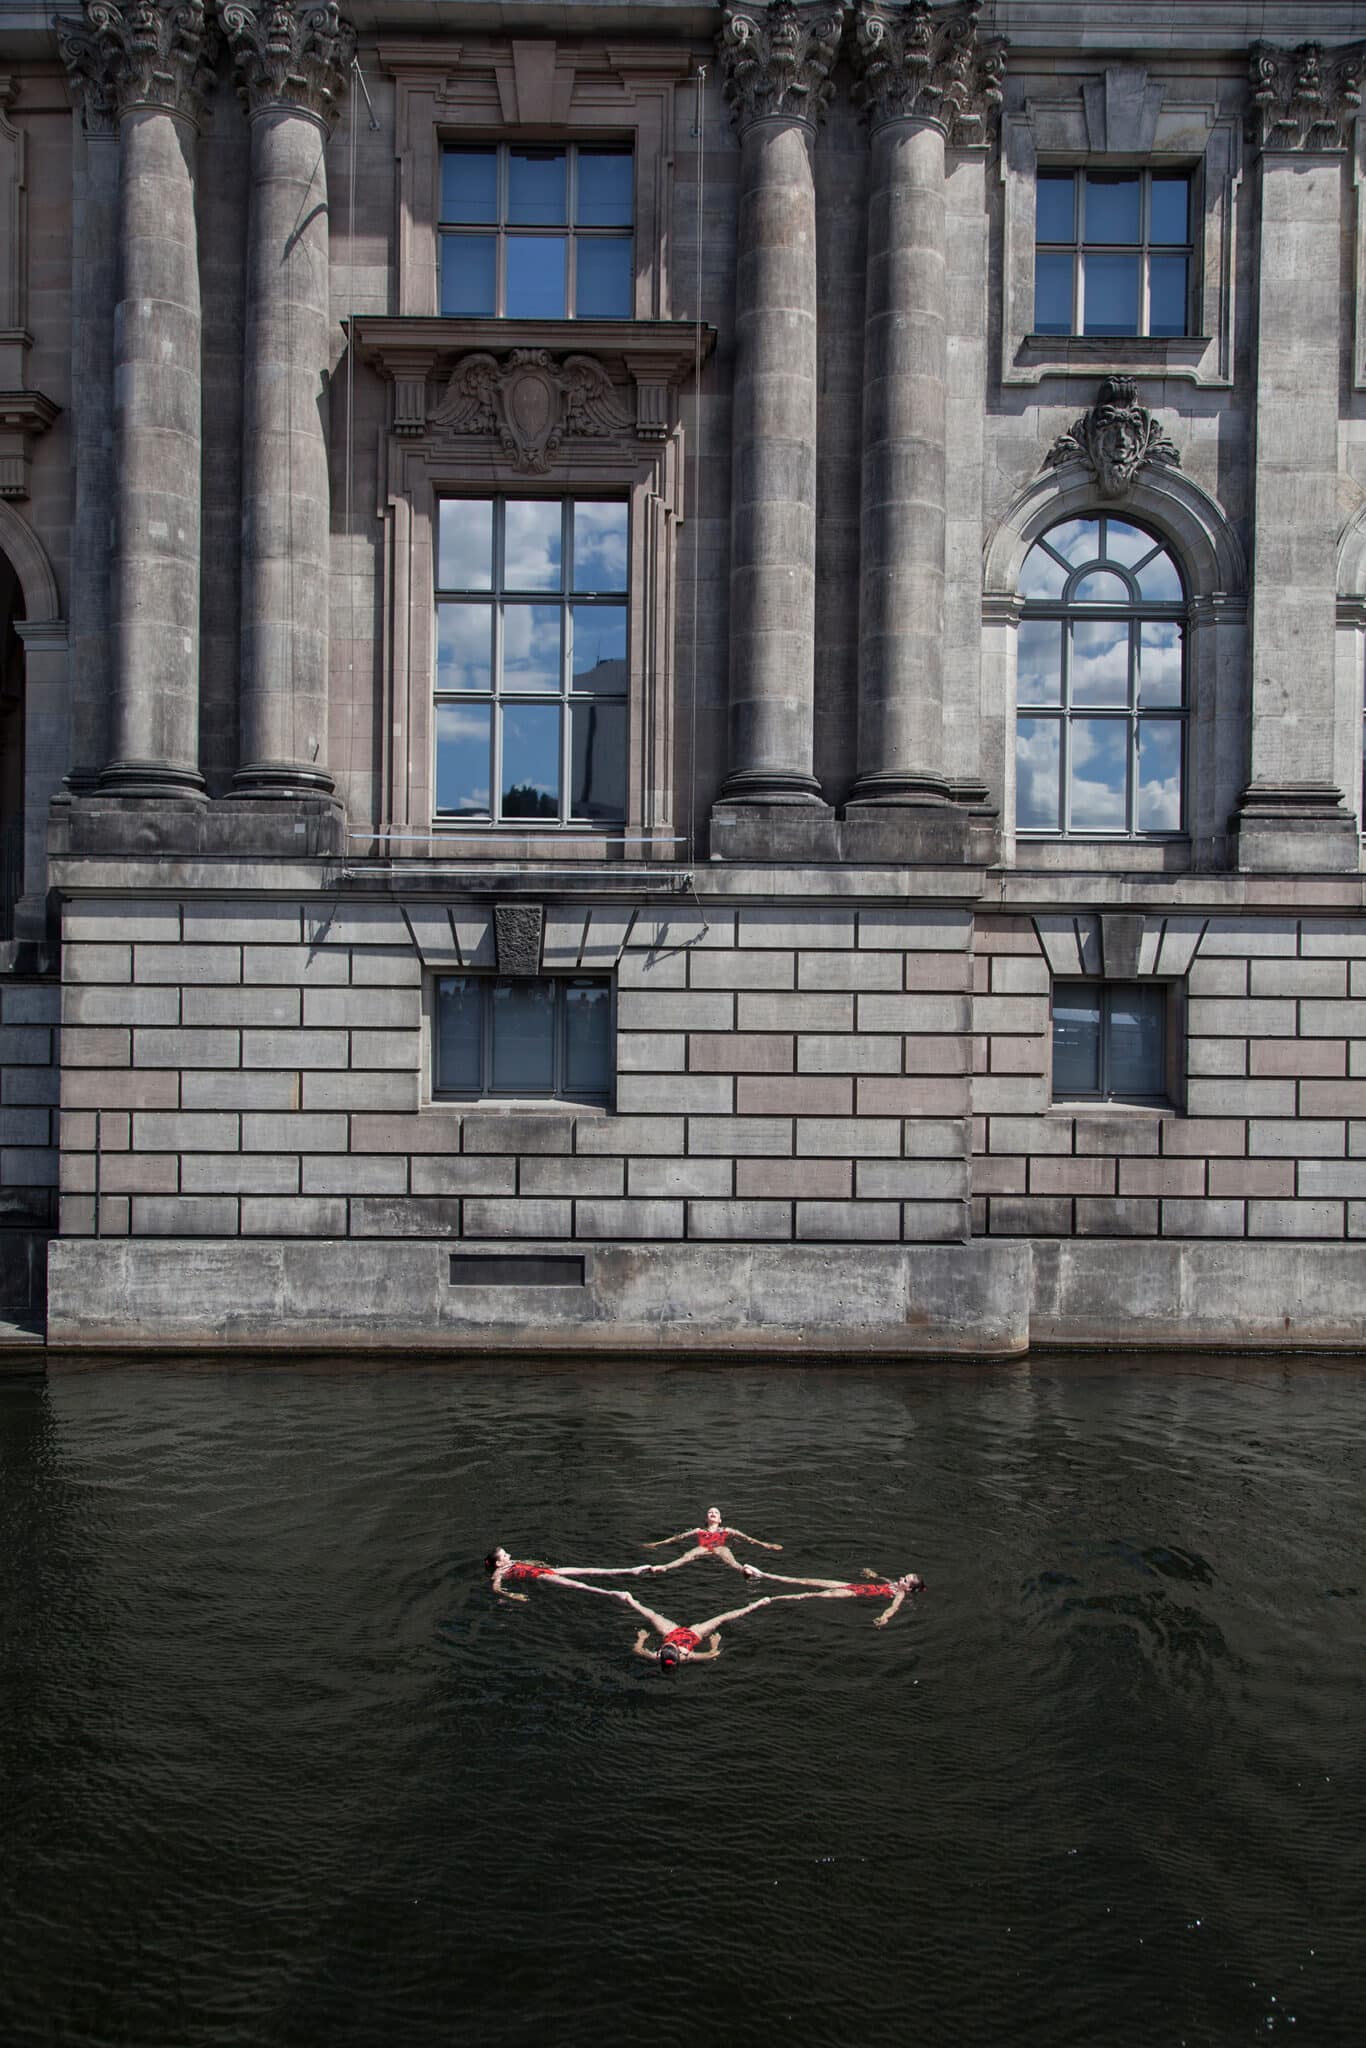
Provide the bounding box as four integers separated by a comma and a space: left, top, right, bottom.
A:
726, 1527, 783, 1552
874, 1591, 906, 1628
690, 1635, 723, 1661
632, 1631, 659, 1661
641, 1528, 695, 1550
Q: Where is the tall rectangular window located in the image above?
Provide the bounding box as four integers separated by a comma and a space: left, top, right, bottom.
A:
1034, 169, 1192, 339
434, 976, 613, 1103
435, 497, 628, 827
440, 144, 633, 319
1052, 982, 1168, 1103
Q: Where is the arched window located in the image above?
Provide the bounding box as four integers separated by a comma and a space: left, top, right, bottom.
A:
1015, 515, 1186, 838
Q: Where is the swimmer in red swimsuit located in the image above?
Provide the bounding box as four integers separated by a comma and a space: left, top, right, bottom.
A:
740, 1563, 924, 1627
554, 1578, 826, 1670
483, 1545, 654, 1603
640, 1504, 784, 1576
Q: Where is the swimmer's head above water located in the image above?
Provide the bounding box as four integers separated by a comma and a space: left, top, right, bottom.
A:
484, 1546, 513, 1575
704, 1506, 723, 1529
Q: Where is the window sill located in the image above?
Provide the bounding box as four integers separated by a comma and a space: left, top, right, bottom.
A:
1049, 1101, 1174, 1117
1017, 333, 1212, 378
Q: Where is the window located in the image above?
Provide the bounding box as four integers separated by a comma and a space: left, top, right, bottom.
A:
439, 145, 633, 319
434, 975, 613, 1102
1052, 982, 1167, 1103
1016, 515, 1186, 837
435, 497, 628, 827
1035, 169, 1191, 339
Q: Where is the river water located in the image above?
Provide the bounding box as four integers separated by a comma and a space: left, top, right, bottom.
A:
1, 1357, 1363, 2048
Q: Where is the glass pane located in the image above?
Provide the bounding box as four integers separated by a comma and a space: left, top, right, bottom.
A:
1137, 550, 1183, 603
1137, 718, 1183, 831
575, 238, 633, 318
508, 149, 566, 225
1069, 717, 1129, 830
576, 151, 633, 227
1103, 519, 1156, 568
1072, 569, 1131, 604
1138, 621, 1183, 707
1083, 252, 1139, 336
501, 703, 561, 819
1149, 253, 1189, 338
436, 603, 492, 693
570, 701, 626, 820
506, 237, 567, 318
1070, 618, 1130, 706
1016, 717, 1061, 831
501, 604, 562, 692
564, 980, 613, 1095
572, 502, 628, 593
441, 149, 497, 225
1150, 175, 1190, 245
503, 502, 562, 591
570, 605, 627, 692
440, 236, 496, 317
1035, 170, 1076, 243
1033, 250, 1073, 334
1017, 617, 1063, 705
1083, 173, 1140, 243
435, 702, 491, 816
435, 978, 482, 1093
1107, 986, 1165, 1098
1019, 543, 1067, 600
438, 501, 493, 591
490, 981, 555, 1093
1045, 519, 1102, 568
1053, 987, 1101, 1097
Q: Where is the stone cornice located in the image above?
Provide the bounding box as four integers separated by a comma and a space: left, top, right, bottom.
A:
221, 1, 356, 131
1249, 37, 1364, 152
852, 0, 1006, 144
57, 0, 218, 128
718, 2, 845, 133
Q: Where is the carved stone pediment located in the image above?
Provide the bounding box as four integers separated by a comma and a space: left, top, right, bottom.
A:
1250, 39, 1364, 153
1044, 376, 1181, 501
851, 0, 1006, 145
431, 349, 633, 474
718, 2, 844, 132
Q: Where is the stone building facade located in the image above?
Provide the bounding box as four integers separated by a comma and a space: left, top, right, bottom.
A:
0, 0, 1364, 1350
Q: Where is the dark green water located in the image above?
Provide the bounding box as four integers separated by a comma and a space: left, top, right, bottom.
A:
1, 1358, 1363, 2048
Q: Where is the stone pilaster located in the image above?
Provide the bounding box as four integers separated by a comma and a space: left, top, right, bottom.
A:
222, 2, 354, 799
847, 1, 1003, 842
1233, 39, 1365, 872
64, 0, 217, 798
713, 2, 843, 816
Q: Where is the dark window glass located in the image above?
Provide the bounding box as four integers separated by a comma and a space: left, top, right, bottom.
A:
1083, 251, 1140, 336
508, 149, 566, 226
441, 149, 498, 225
575, 238, 633, 318
506, 237, 568, 318
1083, 173, 1141, 243
439, 143, 633, 319
1148, 254, 1189, 338
1033, 169, 1192, 338
1052, 983, 1168, 1102
1035, 170, 1077, 243
1033, 250, 1074, 335
1149, 176, 1190, 244
434, 976, 613, 1103
576, 151, 633, 227
440, 237, 496, 317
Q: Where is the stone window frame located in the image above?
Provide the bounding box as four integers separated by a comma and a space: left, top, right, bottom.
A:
999, 67, 1242, 389
379, 39, 692, 323
1033, 911, 1202, 1118
427, 968, 617, 1106
985, 462, 1248, 873
1048, 976, 1175, 1108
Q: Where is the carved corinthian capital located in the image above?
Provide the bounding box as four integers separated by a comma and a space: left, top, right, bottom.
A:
852, 1, 1005, 143
718, 2, 846, 132
57, 0, 218, 126
1249, 39, 1364, 153
221, 2, 356, 130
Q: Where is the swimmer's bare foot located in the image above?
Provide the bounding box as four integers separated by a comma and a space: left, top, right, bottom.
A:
741, 1562, 762, 1579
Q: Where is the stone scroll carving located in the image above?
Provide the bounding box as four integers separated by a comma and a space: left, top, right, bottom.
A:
852, 0, 1006, 144
1249, 39, 1364, 154
58, 0, 219, 125
718, 1, 845, 131
1044, 376, 1181, 502
220, 1, 356, 128
430, 349, 634, 474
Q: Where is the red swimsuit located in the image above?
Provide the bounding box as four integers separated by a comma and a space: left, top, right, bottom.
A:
847, 1582, 895, 1599
696, 1529, 730, 1549
504, 1562, 555, 1581
661, 1626, 701, 1652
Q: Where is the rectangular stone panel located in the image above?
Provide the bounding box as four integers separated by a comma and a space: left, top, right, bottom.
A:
574, 1200, 684, 1239
686, 1200, 792, 1240
136, 945, 241, 985
795, 1202, 901, 1241
134, 1029, 240, 1069
626, 1157, 732, 1197
690, 950, 796, 990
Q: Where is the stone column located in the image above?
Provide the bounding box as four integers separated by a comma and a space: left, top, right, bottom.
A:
847, 0, 1002, 817
1233, 38, 1364, 871
71, 0, 216, 798
714, 2, 842, 809
222, 2, 354, 799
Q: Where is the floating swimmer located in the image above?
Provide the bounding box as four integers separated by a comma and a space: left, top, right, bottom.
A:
553, 1578, 826, 1671
483, 1545, 652, 1603
640, 1504, 784, 1575
741, 1562, 924, 1627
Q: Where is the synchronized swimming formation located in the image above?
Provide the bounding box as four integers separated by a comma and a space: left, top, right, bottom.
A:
484, 1506, 924, 1671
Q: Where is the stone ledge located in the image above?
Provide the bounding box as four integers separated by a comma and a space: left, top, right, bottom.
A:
49, 795, 347, 862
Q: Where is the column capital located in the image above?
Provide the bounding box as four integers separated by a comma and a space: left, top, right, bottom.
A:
718, 2, 845, 134
221, 2, 356, 132
1249, 38, 1364, 154
851, 0, 1005, 144
58, 0, 217, 128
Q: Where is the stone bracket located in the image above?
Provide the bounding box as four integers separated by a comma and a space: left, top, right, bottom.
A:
0, 386, 59, 499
